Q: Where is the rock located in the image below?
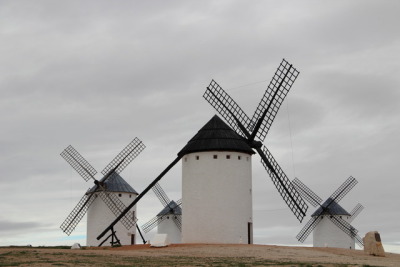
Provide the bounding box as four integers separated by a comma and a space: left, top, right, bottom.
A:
150, 234, 170, 247
363, 231, 385, 257
71, 243, 81, 249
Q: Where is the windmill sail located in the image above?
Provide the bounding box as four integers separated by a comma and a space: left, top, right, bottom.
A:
293, 177, 364, 248
60, 138, 145, 239
203, 59, 308, 223
60, 191, 96, 235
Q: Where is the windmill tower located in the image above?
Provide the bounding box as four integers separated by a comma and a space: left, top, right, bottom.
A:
178, 115, 255, 244
60, 138, 145, 246
293, 177, 364, 249
142, 183, 182, 243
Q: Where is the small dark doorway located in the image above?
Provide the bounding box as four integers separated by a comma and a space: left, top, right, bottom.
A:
247, 222, 253, 244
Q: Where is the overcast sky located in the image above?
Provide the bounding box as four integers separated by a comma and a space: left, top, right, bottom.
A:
1, 0, 399, 252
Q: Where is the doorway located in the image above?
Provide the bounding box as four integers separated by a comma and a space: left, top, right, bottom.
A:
247, 222, 253, 244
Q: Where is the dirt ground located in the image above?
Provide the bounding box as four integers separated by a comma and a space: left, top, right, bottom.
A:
1, 244, 399, 266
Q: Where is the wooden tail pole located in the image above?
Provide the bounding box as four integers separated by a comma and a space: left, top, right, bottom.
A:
96, 155, 183, 242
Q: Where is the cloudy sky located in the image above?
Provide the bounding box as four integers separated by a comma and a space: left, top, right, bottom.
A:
1, 0, 399, 252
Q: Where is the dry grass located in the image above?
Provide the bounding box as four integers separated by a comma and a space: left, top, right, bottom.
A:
1, 244, 398, 267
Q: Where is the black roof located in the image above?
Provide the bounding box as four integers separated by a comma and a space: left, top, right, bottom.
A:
178, 115, 254, 157
157, 200, 182, 216
311, 198, 351, 216
87, 172, 138, 194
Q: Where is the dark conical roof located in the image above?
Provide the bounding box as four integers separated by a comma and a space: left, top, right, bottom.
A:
87, 172, 138, 194
311, 198, 351, 217
178, 115, 254, 157
157, 200, 182, 216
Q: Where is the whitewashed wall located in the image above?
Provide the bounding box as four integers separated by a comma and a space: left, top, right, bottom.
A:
313, 215, 355, 249
157, 216, 182, 243
86, 192, 137, 247
182, 151, 253, 244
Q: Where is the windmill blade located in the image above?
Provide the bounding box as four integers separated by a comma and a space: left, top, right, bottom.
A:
175, 198, 182, 206
101, 137, 145, 176
60, 145, 97, 182
296, 215, 323, 242
98, 191, 135, 230
292, 178, 323, 207
141, 215, 167, 233
327, 176, 358, 206
260, 145, 308, 222
203, 80, 252, 138
349, 203, 364, 223
251, 59, 300, 142
152, 182, 171, 207
172, 215, 182, 231
60, 191, 96, 235
328, 215, 359, 240
355, 234, 364, 248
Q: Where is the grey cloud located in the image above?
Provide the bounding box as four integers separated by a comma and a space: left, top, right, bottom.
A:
0, 219, 47, 233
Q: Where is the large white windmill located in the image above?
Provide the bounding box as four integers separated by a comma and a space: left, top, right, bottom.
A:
178, 115, 255, 244
60, 138, 145, 246
293, 177, 364, 249
96, 59, 309, 245
141, 183, 182, 244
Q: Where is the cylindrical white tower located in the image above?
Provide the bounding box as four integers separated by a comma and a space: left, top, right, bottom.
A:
179, 115, 255, 244
312, 200, 355, 249
86, 173, 138, 247
156, 200, 182, 244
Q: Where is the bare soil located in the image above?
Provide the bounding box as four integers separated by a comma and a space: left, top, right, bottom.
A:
1, 243, 399, 266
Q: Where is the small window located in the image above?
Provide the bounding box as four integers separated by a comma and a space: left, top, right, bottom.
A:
226, 155, 230, 159
246, 157, 249, 161
184, 157, 187, 162
238, 156, 241, 160
213, 155, 218, 159
129, 194, 132, 198
118, 193, 122, 197
196, 155, 199, 160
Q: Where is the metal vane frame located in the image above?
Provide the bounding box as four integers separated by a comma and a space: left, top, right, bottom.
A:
203, 59, 308, 222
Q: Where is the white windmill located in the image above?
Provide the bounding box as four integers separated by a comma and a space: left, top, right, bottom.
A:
60, 138, 145, 246
96, 59, 309, 245
293, 177, 364, 249
178, 115, 255, 244
141, 183, 182, 244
